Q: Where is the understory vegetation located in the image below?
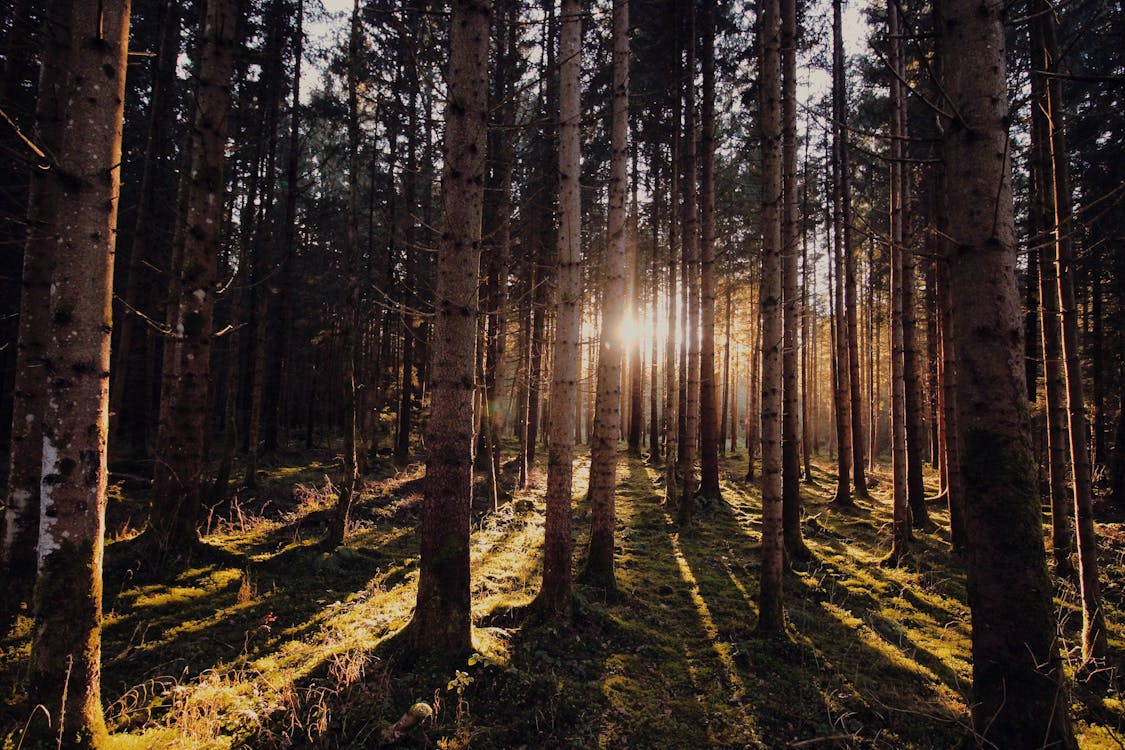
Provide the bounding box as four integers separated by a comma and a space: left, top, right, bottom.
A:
4, 450, 1123, 749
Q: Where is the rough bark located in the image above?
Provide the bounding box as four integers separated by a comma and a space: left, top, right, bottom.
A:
756, 0, 785, 634
582, 0, 628, 592
780, 0, 805, 558
888, 37, 911, 563
537, 0, 580, 613
1, 0, 69, 629
401, 0, 490, 658
149, 0, 239, 553
698, 0, 722, 502
26, 1, 130, 744
829, 0, 852, 506
939, 0, 1077, 740
678, 2, 701, 526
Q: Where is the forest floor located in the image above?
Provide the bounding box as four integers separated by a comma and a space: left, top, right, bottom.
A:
4, 445, 1125, 749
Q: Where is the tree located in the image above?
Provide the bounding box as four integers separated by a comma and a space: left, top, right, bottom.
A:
757, 0, 785, 635
149, 0, 240, 553
698, 0, 722, 502
1032, 0, 1106, 663
780, 0, 807, 559
1, 0, 69, 629
25, 0, 130, 743
937, 0, 1077, 740
536, 0, 580, 614
886, 0, 911, 564
829, 0, 853, 507
678, 0, 701, 527
582, 0, 629, 592
325, 0, 364, 549
397, 0, 491, 658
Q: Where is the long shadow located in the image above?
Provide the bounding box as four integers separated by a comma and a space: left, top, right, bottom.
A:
671, 456, 970, 748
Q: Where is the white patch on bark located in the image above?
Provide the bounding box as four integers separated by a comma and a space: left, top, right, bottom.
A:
37, 436, 61, 567
193, 288, 206, 302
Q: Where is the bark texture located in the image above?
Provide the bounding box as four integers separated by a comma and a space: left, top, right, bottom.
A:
27, 1, 130, 744
538, 0, 580, 613
756, 0, 785, 635
939, 0, 1076, 741
406, 0, 491, 657
150, 0, 239, 552
582, 0, 628, 591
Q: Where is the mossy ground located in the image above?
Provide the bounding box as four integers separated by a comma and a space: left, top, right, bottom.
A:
3, 445, 1125, 748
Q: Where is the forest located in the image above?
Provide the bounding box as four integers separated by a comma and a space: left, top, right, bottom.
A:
0, 0, 1123, 746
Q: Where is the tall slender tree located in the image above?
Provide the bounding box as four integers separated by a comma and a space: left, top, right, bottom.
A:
1, 0, 69, 629
698, 0, 722, 501
1033, 0, 1106, 662
780, 0, 807, 559
938, 0, 1077, 739
536, 0, 581, 613
582, 0, 628, 592
887, 0, 911, 564
325, 0, 364, 549
757, 0, 785, 634
397, 0, 491, 658
25, 1, 130, 744
829, 0, 852, 506
148, 0, 240, 554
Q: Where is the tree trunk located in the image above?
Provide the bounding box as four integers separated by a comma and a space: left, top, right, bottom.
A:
403, 0, 490, 658
582, 0, 627, 591
150, 0, 239, 554
1, 0, 69, 628
892, 9, 929, 530
325, 0, 364, 550
109, 0, 180, 456
780, 0, 805, 558
756, 0, 785, 634
26, 1, 129, 744
698, 0, 722, 502
939, 0, 1077, 740
537, 0, 580, 613
678, 2, 701, 526
887, 3, 911, 561
1030, 48, 1074, 576
829, 0, 852, 506
1037, 0, 1106, 659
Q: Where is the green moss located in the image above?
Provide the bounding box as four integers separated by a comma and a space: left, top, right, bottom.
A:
5, 451, 1122, 749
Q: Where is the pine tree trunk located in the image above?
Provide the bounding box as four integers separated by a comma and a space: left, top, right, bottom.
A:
829, 0, 852, 506
582, 0, 628, 590
1032, 0, 1107, 663
780, 0, 805, 557
649, 162, 663, 461
404, 0, 490, 656
150, 0, 239, 554
757, 0, 785, 634
26, 1, 129, 743
698, 0, 722, 501
1, 0, 69, 628
109, 0, 179, 456
678, 3, 701, 525
537, 0, 581, 613
892, 12, 928, 529
939, 0, 1077, 740
1031, 62, 1074, 575
325, 0, 364, 550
